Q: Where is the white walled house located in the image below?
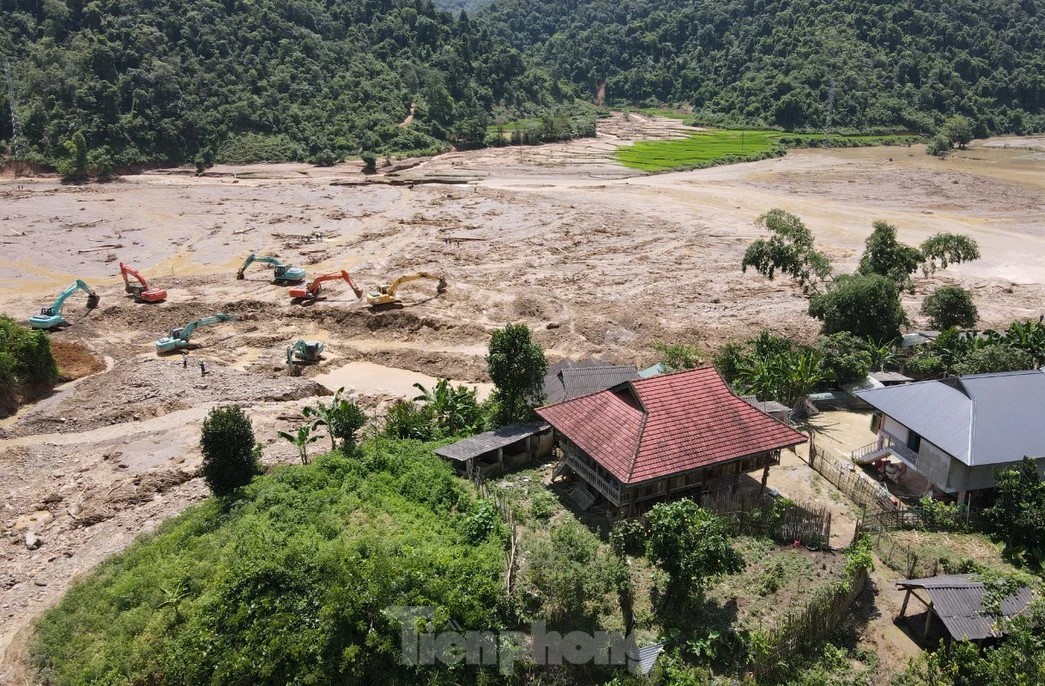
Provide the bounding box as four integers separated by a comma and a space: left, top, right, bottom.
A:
852, 370, 1045, 501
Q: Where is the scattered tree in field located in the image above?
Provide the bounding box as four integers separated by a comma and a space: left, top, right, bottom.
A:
858, 220, 924, 291
361, 151, 377, 173
278, 423, 322, 465
921, 286, 978, 330
741, 209, 832, 294
987, 457, 1045, 567
942, 114, 974, 149
926, 134, 952, 157
645, 500, 744, 606
486, 323, 547, 425
56, 131, 88, 182
654, 342, 703, 372
919, 233, 981, 277
199, 405, 260, 496
303, 387, 367, 452
809, 273, 908, 343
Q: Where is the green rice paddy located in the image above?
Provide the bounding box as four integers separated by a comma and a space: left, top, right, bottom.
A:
615, 129, 920, 172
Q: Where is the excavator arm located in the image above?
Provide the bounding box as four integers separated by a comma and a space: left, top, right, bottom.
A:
29, 280, 99, 329
289, 270, 363, 300
367, 272, 447, 307
119, 262, 166, 302
236, 253, 305, 283
156, 313, 233, 352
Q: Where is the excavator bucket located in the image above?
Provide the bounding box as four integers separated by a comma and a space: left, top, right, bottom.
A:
436, 278, 448, 294
87, 293, 100, 309
236, 270, 246, 280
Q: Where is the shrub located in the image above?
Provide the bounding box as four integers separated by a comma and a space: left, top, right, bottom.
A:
645, 500, 744, 605
56, 131, 88, 182
817, 332, 873, 385
952, 344, 1034, 375
921, 286, 978, 329
32, 445, 504, 685
381, 399, 435, 440
654, 341, 703, 372
361, 151, 377, 173
199, 405, 260, 496
0, 316, 59, 414
808, 273, 908, 343
530, 489, 555, 522
987, 457, 1045, 566
609, 517, 647, 557
310, 148, 338, 166
926, 134, 952, 157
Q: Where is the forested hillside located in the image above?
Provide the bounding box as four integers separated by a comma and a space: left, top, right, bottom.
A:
479, 0, 1045, 134
0, 0, 572, 166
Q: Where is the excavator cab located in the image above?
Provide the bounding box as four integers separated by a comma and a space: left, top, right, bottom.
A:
40, 306, 54, 316
169, 327, 184, 341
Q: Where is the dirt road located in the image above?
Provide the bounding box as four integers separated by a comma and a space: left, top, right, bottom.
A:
1, 113, 1042, 678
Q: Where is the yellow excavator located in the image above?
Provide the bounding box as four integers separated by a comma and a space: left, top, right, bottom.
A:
366, 272, 447, 308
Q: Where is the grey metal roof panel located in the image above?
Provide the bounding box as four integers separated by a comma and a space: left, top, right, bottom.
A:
543, 357, 605, 405
741, 396, 790, 414
561, 365, 640, 400
896, 574, 1036, 640
870, 371, 913, 384
433, 422, 550, 461
855, 380, 973, 463
857, 370, 1045, 467
960, 370, 1045, 466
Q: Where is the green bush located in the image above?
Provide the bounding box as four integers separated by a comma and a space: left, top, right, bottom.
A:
56, 131, 88, 182
199, 405, 261, 496
381, 399, 436, 440
808, 273, 908, 343
921, 286, 978, 329
32, 443, 503, 685
0, 316, 59, 414
530, 489, 556, 522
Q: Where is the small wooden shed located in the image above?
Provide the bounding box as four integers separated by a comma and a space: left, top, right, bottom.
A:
434, 422, 553, 479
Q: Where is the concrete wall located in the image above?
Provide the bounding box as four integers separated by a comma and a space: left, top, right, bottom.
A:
881, 416, 909, 442
916, 439, 954, 492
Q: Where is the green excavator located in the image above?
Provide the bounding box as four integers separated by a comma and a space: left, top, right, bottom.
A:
156, 314, 234, 353
29, 279, 100, 329
236, 254, 306, 284
286, 339, 324, 365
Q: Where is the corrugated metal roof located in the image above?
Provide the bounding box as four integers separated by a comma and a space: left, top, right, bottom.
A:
543, 357, 609, 405
629, 642, 665, 676
856, 369, 1045, 466
870, 371, 913, 384
561, 365, 639, 400
896, 574, 1036, 640
537, 368, 807, 485
433, 422, 549, 461
741, 396, 791, 414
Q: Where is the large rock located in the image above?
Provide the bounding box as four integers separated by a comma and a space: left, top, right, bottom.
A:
24, 532, 42, 550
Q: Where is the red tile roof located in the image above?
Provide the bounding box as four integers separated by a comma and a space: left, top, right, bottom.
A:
536, 367, 807, 485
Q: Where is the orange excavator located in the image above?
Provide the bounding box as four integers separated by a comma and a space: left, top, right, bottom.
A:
288, 270, 363, 302
119, 262, 167, 303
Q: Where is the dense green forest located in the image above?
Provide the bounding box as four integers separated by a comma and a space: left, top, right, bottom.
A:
478, 0, 1045, 134
0, 0, 574, 166
2, 0, 1043, 168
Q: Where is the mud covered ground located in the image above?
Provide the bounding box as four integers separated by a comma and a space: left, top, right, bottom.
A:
1, 113, 1043, 679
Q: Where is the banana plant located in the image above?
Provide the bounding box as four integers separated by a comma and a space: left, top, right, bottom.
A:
278, 424, 321, 465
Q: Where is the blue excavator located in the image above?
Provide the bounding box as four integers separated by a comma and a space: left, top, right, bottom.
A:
286, 339, 324, 365
236, 254, 306, 284
29, 280, 100, 329
156, 314, 234, 353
